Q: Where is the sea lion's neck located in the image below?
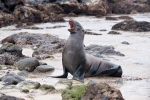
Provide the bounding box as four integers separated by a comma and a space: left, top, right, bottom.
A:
69, 33, 84, 43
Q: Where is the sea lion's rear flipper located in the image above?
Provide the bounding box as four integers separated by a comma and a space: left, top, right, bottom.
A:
51, 66, 68, 78
109, 66, 122, 77
72, 65, 85, 83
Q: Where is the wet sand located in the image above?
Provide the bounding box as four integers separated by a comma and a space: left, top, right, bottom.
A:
0, 13, 150, 100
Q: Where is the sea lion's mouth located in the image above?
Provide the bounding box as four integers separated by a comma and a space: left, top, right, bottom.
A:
68, 19, 75, 33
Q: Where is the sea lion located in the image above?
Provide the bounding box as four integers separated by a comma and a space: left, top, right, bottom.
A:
53, 19, 122, 82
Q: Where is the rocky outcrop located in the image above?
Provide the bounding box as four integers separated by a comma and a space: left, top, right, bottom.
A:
0, 73, 25, 85
82, 83, 124, 100
62, 85, 87, 100
0, 95, 25, 100
62, 82, 124, 100
86, 0, 109, 16
1, 32, 65, 57
85, 44, 125, 58
2, 0, 25, 11
0, 43, 25, 65
112, 20, 150, 32
110, 0, 150, 14
59, 3, 88, 15
0, 2, 64, 27
15, 57, 39, 72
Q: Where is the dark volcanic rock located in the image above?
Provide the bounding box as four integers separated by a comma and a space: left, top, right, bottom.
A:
0, 55, 6, 65
0, 43, 25, 65
0, 43, 22, 56
16, 80, 41, 89
106, 16, 118, 20
106, 16, 133, 20
0, 2, 64, 27
0, 95, 25, 100
118, 16, 133, 20
112, 20, 150, 32
2, 0, 25, 11
17, 70, 29, 78
85, 31, 102, 35
1, 32, 65, 56
59, 3, 88, 15
87, 0, 109, 16
0, 73, 25, 85
82, 83, 124, 100
111, 1, 150, 14
46, 25, 66, 29
36, 65, 54, 72
108, 31, 121, 35
15, 57, 39, 72
121, 41, 130, 45
85, 44, 125, 58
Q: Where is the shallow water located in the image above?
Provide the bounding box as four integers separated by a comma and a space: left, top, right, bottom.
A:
0, 13, 150, 100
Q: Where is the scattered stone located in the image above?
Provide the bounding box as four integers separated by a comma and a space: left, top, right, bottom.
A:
40, 84, 55, 91
108, 31, 121, 35
36, 65, 54, 73
106, 16, 118, 20
62, 85, 87, 100
99, 29, 107, 31
85, 44, 125, 58
112, 20, 150, 32
16, 80, 41, 89
0, 73, 25, 85
82, 83, 124, 100
23, 26, 43, 30
118, 16, 133, 20
0, 95, 25, 100
85, 31, 102, 35
122, 76, 143, 81
121, 41, 130, 45
17, 70, 29, 78
87, 80, 97, 85
46, 25, 66, 29
20, 89, 29, 93
15, 57, 39, 72
106, 16, 133, 20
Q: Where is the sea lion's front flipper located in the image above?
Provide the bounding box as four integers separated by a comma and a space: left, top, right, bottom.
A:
51, 66, 68, 78
72, 65, 85, 83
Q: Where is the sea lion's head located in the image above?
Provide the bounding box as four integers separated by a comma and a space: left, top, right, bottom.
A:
68, 19, 84, 35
